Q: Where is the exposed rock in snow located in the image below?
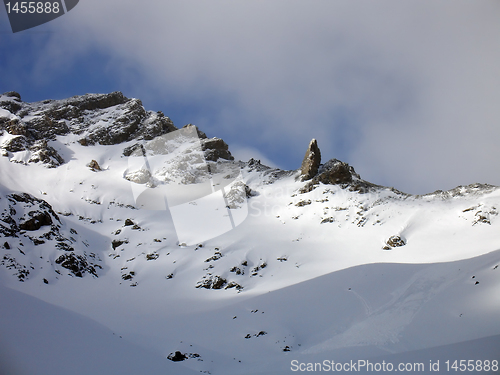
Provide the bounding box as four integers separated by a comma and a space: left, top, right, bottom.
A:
2, 135, 28, 153
316, 159, 359, 185
87, 159, 102, 172
223, 180, 251, 209
0, 190, 103, 281
28, 139, 65, 167
0, 91, 22, 112
383, 235, 407, 250
196, 275, 227, 289
55, 252, 98, 278
167, 351, 188, 362
300, 138, 321, 181
201, 137, 234, 161
4, 192, 60, 232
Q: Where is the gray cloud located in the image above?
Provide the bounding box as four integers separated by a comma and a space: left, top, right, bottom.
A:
41, 0, 500, 193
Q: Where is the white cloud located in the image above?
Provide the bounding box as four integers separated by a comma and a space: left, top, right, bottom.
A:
230, 145, 280, 169
41, 0, 500, 194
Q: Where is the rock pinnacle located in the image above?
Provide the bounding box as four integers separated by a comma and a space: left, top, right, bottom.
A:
300, 139, 321, 181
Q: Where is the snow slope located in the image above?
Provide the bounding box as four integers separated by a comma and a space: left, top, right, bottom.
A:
0, 285, 200, 375
1, 92, 499, 374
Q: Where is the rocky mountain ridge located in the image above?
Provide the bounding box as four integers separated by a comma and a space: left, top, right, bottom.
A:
1, 91, 500, 375
0, 91, 499, 286
2, 90, 496, 197
0, 91, 233, 168
0, 90, 402, 195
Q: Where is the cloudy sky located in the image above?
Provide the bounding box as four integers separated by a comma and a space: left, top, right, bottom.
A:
1, 0, 499, 194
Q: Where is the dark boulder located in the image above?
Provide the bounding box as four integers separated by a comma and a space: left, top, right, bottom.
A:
315, 159, 359, 185
19, 211, 53, 231
201, 138, 234, 161
112, 239, 126, 249
88, 159, 101, 171
167, 351, 187, 362
383, 235, 406, 250
124, 218, 134, 226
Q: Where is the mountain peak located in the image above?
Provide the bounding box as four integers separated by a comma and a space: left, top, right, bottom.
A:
0, 91, 240, 167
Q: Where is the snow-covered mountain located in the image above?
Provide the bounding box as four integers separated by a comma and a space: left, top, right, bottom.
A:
1, 91, 499, 375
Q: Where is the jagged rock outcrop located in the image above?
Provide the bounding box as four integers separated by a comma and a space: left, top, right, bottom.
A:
315, 159, 359, 185
299, 158, 377, 194
201, 137, 234, 161
300, 139, 321, 181
223, 181, 255, 209
181, 123, 234, 161
182, 123, 207, 139
296, 136, 385, 194
1, 91, 237, 166
28, 140, 65, 167
0, 91, 22, 113
297, 137, 399, 194
3, 193, 60, 233
298, 138, 361, 190
55, 253, 98, 278
69, 97, 176, 145
122, 143, 144, 157
0, 91, 178, 163
0, 190, 103, 280
196, 275, 227, 289
2, 135, 28, 153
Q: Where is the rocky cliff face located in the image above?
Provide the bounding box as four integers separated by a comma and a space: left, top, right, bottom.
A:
0, 91, 234, 167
